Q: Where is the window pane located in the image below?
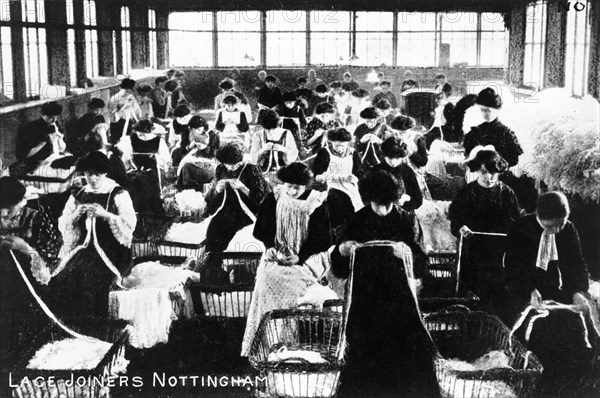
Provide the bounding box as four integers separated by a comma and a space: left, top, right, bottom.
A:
441, 32, 477, 66
218, 32, 260, 67
66, 0, 74, 24
217, 11, 260, 31
440, 12, 477, 31
480, 13, 505, 31
169, 12, 213, 67
310, 11, 350, 32
480, 32, 507, 66
311, 32, 349, 65
397, 12, 437, 31
1, 27, 14, 102
67, 28, 76, 87
84, 0, 96, 26
397, 32, 436, 66
266, 10, 305, 31
266, 32, 306, 66
355, 12, 393, 31
355, 34, 393, 66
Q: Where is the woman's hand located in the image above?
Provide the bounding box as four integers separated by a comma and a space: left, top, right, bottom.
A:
399, 194, 411, 205
86, 203, 112, 220
76, 204, 88, 216
230, 180, 249, 195
339, 240, 358, 257
345, 175, 358, 184
530, 289, 543, 310
272, 144, 287, 153
215, 180, 227, 193
0, 235, 32, 254
459, 225, 473, 238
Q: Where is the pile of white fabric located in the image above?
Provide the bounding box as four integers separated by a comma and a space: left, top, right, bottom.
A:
297, 284, 339, 311
415, 200, 456, 253
109, 261, 199, 348
439, 350, 516, 398
174, 189, 206, 217
163, 220, 210, 245
268, 346, 329, 364
226, 224, 265, 252
27, 338, 112, 370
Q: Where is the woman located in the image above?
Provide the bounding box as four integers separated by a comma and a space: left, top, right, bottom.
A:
312, 128, 364, 230
250, 109, 298, 173
505, 192, 596, 396
204, 143, 271, 253
448, 148, 520, 318
117, 119, 170, 214
371, 136, 422, 212
241, 163, 332, 356
353, 106, 392, 169
215, 95, 250, 147
169, 104, 192, 149
304, 103, 341, 156
277, 91, 307, 151
0, 177, 62, 381
330, 171, 437, 398
55, 152, 136, 316
176, 115, 220, 190
82, 123, 128, 188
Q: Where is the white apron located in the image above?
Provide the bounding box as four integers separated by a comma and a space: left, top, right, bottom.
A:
324, 147, 364, 211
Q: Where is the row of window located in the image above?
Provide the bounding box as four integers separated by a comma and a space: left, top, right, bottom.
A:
523, 0, 593, 96
168, 11, 508, 68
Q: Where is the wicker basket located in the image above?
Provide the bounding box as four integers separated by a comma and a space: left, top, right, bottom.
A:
10, 318, 129, 398
148, 215, 207, 259
249, 309, 346, 398
131, 213, 174, 258
192, 251, 262, 320
425, 311, 543, 398
18, 170, 77, 195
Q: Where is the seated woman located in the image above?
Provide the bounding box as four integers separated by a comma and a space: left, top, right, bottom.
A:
277, 92, 308, 151
204, 143, 271, 253
55, 152, 136, 317
241, 163, 332, 356
312, 128, 364, 230
505, 192, 596, 396
176, 115, 220, 190
215, 95, 250, 147
0, 177, 62, 380
213, 78, 235, 110
169, 104, 192, 150
448, 148, 520, 319
13, 102, 67, 176
330, 170, 437, 398
117, 120, 170, 214
371, 136, 423, 212
353, 106, 392, 169
250, 109, 298, 173
345, 88, 371, 128
374, 98, 399, 126
82, 124, 129, 189
304, 103, 341, 157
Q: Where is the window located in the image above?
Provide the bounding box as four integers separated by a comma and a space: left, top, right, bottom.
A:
310, 11, 351, 65
66, 0, 77, 87
169, 12, 212, 67
479, 13, 508, 66
83, 0, 98, 78
355, 12, 394, 66
0, 10, 13, 103
21, 0, 48, 98
439, 12, 478, 66
523, 1, 547, 88
565, 0, 592, 96
266, 10, 306, 66
396, 12, 437, 67
217, 11, 260, 67
121, 6, 131, 74
148, 8, 157, 69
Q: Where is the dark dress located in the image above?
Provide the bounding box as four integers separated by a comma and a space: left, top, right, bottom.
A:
371, 161, 423, 212
257, 130, 289, 173
257, 86, 282, 123
464, 119, 523, 168
176, 131, 220, 189
304, 118, 341, 155
204, 163, 271, 253
69, 113, 106, 156
341, 80, 359, 93
215, 109, 250, 135
448, 181, 520, 318
14, 118, 57, 174
373, 91, 398, 109
353, 122, 390, 169
253, 189, 332, 264
52, 186, 131, 317
128, 134, 164, 214
277, 105, 307, 149
331, 212, 439, 398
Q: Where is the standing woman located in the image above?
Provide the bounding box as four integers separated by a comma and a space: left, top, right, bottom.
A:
312, 128, 364, 230
250, 109, 298, 173
176, 115, 220, 190
448, 148, 520, 318
241, 163, 332, 356
55, 152, 136, 316
204, 143, 271, 253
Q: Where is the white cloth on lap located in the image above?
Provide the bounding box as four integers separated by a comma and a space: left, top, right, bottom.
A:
226, 223, 265, 252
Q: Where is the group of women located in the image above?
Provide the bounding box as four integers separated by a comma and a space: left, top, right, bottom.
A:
1, 76, 597, 398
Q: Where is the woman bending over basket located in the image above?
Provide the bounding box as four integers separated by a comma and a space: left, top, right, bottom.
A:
241, 162, 333, 356
204, 143, 271, 254
448, 148, 520, 320
330, 170, 439, 398
54, 152, 136, 317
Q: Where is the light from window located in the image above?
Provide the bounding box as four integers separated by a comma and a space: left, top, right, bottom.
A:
21, 0, 47, 98
523, 1, 547, 88
148, 9, 157, 69
168, 12, 213, 67
121, 6, 131, 74
1, 26, 13, 103
217, 11, 260, 67
84, 0, 98, 78
355, 12, 394, 66
66, 0, 76, 87
310, 11, 351, 65
396, 13, 437, 67
266, 10, 306, 66
565, 1, 591, 96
